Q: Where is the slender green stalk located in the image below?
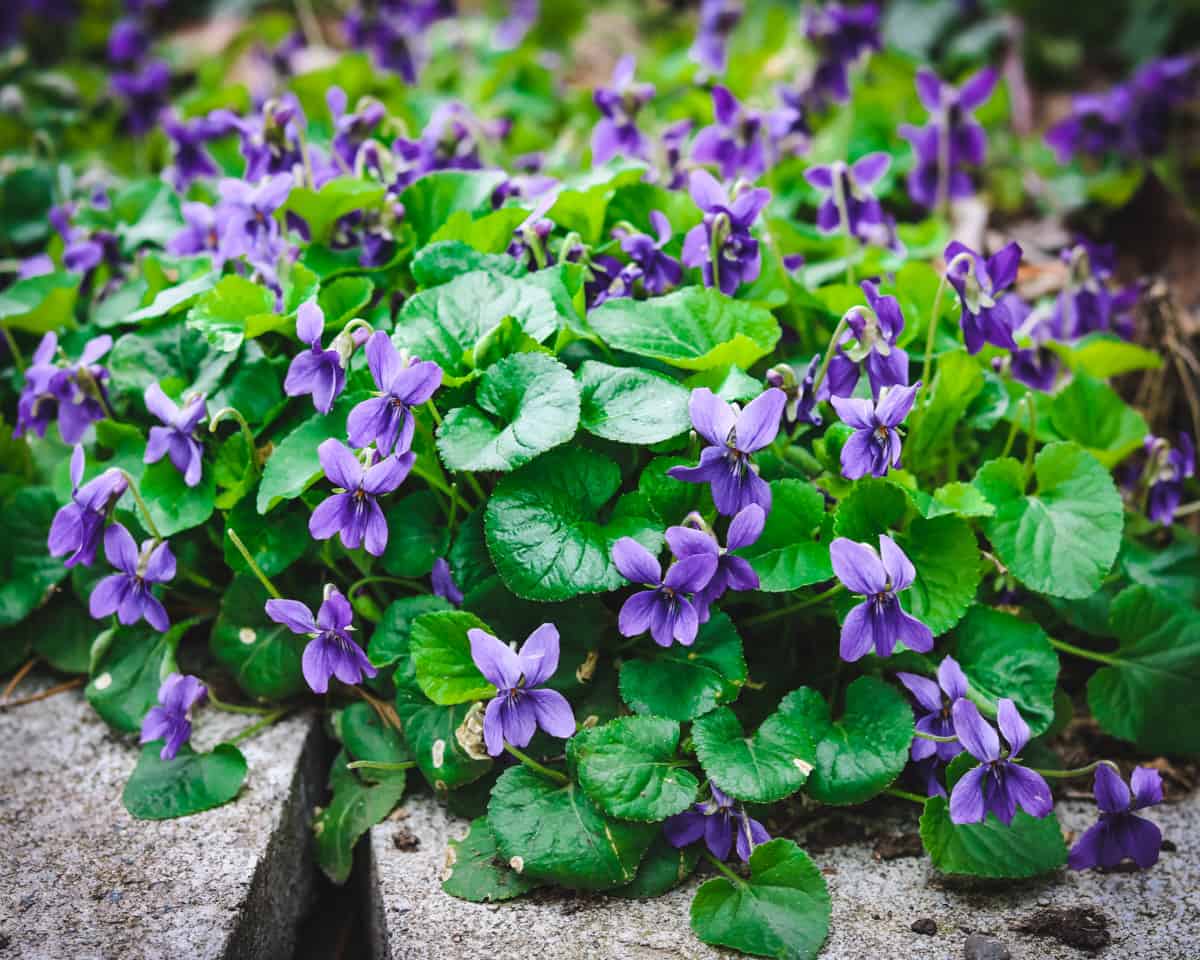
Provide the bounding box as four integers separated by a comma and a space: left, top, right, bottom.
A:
1021, 391, 1037, 486
913, 730, 958, 744
347, 575, 426, 597
226, 528, 282, 599
424, 400, 442, 427
1, 325, 24, 371
229, 708, 290, 744
119, 470, 164, 542
1048, 636, 1120, 667
885, 787, 927, 805
209, 407, 258, 471
920, 251, 973, 388
742, 584, 845, 628
504, 744, 569, 785
1173, 500, 1200, 518
832, 171, 855, 286
707, 213, 729, 294
1030, 759, 1119, 780
703, 852, 745, 884
999, 396, 1025, 460
207, 687, 277, 715
811, 314, 851, 397
347, 759, 417, 773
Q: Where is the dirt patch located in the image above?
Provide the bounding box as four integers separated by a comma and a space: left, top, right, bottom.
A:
873, 832, 924, 861
1012, 906, 1112, 952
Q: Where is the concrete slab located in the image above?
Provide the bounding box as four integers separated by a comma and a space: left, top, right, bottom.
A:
0, 675, 324, 960
367, 784, 1200, 960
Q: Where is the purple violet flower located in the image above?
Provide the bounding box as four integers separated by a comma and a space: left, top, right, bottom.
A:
107, 18, 147, 65
163, 110, 237, 191
140, 673, 207, 760
144, 383, 207, 488
831, 382, 920, 480
111, 59, 170, 136
692, 85, 768, 181
617, 211, 682, 295
1069, 765, 1163, 871
666, 505, 763, 621
344, 0, 451, 83
431, 558, 463, 606
897, 656, 968, 765
308, 440, 414, 556
48, 446, 128, 568
949, 698, 1053, 826
766, 357, 822, 427
805, 153, 890, 245
327, 86, 386, 172
661, 119, 694, 189
821, 279, 909, 401
347, 332, 442, 457
393, 102, 497, 186
15, 332, 113, 444
1049, 239, 1138, 341
284, 302, 347, 415
168, 202, 224, 264
944, 240, 1022, 354
495, 0, 538, 50
266, 588, 377, 694
612, 537, 717, 648
89, 524, 175, 632
469, 623, 576, 755
668, 386, 785, 515
217, 173, 293, 268
803, 2, 881, 108
680, 170, 770, 296
664, 784, 770, 862
1005, 294, 1060, 393
690, 0, 743, 76
830, 534, 932, 662
592, 55, 654, 166
1143, 433, 1195, 525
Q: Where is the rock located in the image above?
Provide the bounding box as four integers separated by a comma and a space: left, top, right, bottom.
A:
0, 675, 324, 960
911, 918, 937, 936
963, 935, 1011, 960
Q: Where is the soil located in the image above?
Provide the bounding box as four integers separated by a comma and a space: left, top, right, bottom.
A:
1011, 905, 1112, 952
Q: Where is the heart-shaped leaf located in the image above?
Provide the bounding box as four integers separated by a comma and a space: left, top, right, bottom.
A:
122, 743, 247, 820
573, 716, 698, 821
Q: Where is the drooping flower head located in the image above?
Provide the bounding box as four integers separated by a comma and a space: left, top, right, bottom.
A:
284, 302, 347, 415
1004, 294, 1060, 394
805, 153, 890, 246
468, 623, 576, 756
692, 85, 768, 181
347, 333, 442, 457
327, 86, 386, 172
612, 537, 717, 647
48, 445, 128, 568
616, 211, 682, 296
803, 2, 881, 108
668, 386, 785, 515
140, 673, 207, 761
831, 382, 920, 480
766, 356, 822, 428
308, 440, 414, 556
1069, 765, 1163, 871
944, 240, 1022, 354
89, 524, 175, 632
690, 0, 743, 76
680, 170, 770, 296
665, 505, 763, 621
1138, 433, 1196, 526
830, 534, 932, 662
144, 383, 207, 488
664, 784, 770, 863
592, 55, 654, 166
821, 279, 909, 400
266, 587, 377, 694
1049, 239, 1138, 342
431, 557, 463, 606
897, 656, 968, 767
15, 332, 113, 444
949, 698, 1053, 826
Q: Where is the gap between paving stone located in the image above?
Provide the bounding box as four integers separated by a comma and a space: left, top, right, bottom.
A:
365, 786, 1200, 960
0, 674, 326, 960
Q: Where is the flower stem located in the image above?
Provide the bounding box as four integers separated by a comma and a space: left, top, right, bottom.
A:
832, 172, 855, 286
209, 407, 258, 472
1030, 759, 1119, 780
119, 470, 164, 542
885, 787, 927, 805
913, 730, 958, 743
1021, 391, 1037, 487
811, 314, 850, 397
703, 851, 746, 885
229, 707, 290, 745
1048, 636, 1121, 667
504, 744, 569, 785
347, 575, 426, 598
207, 687, 277, 715
226, 528, 283, 600
742, 583, 845, 627
1, 324, 25, 372
707, 212, 729, 293
920, 251, 972, 389
1173, 500, 1200, 518
347, 759, 417, 773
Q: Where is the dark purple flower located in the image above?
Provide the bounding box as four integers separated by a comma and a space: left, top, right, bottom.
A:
949, 698, 1053, 826
140, 673, 207, 760
347, 333, 442, 457
107, 18, 147, 64
803, 2, 880, 108
469, 623, 575, 755
344, 0, 451, 82
1005, 294, 1060, 393
830, 534, 932, 662
690, 0, 743, 76
237, 96, 308, 183
1144, 433, 1195, 525
48, 445, 128, 568
767, 85, 811, 163
309, 440, 414, 556
266, 588, 377, 694
111, 59, 170, 136
945, 240, 1022, 354
661, 119, 693, 189
680, 170, 770, 296
692, 85, 768, 181
89, 524, 175, 632
393, 102, 494, 186
897, 655, 968, 765
612, 537, 717, 648
617, 211, 682, 295
164, 111, 235, 190
766, 356, 822, 427
1069, 765, 1163, 871
168, 202, 224, 264
283, 303, 346, 415
821, 280, 908, 401
668, 386, 785, 515
431, 557, 463, 606
805, 153, 890, 245
144, 383, 207, 488
664, 784, 770, 862
1049, 239, 1136, 341
831, 382, 920, 480
327, 86, 386, 172
15, 332, 112, 444
217, 173, 293, 269
592, 55, 654, 166
666, 505, 762, 621
506, 192, 556, 270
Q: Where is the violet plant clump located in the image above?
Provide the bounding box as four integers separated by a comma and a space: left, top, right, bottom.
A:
2, 4, 1197, 957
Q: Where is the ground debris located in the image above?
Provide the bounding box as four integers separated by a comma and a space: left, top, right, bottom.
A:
1011, 905, 1111, 952
873, 832, 924, 861
910, 917, 937, 936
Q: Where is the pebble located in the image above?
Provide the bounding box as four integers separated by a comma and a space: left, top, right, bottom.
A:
963, 934, 1012, 960
911, 918, 937, 936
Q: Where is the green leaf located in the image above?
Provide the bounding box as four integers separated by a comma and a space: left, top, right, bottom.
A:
222, 498, 309, 578
336, 702, 411, 784
895, 515, 980, 635
577, 360, 691, 444
950, 605, 1059, 737
411, 240, 527, 288
692, 690, 819, 803
832, 477, 908, 542
737, 480, 833, 592
367, 595, 453, 668
610, 832, 701, 899
125, 273, 218, 325
394, 676, 493, 790
442, 816, 543, 902
1050, 373, 1149, 468
638, 454, 708, 526
487, 766, 656, 890
437, 353, 580, 472
86, 625, 177, 733
573, 716, 698, 822
314, 751, 406, 884
209, 575, 308, 700
618, 612, 747, 721
409, 609, 497, 706
904, 351, 984, 471
122, 743, 247, 820
484, 447, 662, 601
394, 271, 564, 384
789, 677, 913, 805
913, 481, 995, 519
549, 161, 648, 243
186, 274, 276, 352
380, 490, 450, 577
429, 207, 529, 253
0, 271, 80, 333
317, 276, 374, 328
30, 599, 95, 674
690, 839, 831, 960
140, 458, 216, 536
920, 795, 1067, 879
1087, 585, 1200, 753
1051, 333, 1162, 379
399, 171, 507, 245
976, 442, 1123, 599
256, 393, 362, 513
588, 287, 781, 371
0, 487, 68, 627
282, 176, 387, 243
